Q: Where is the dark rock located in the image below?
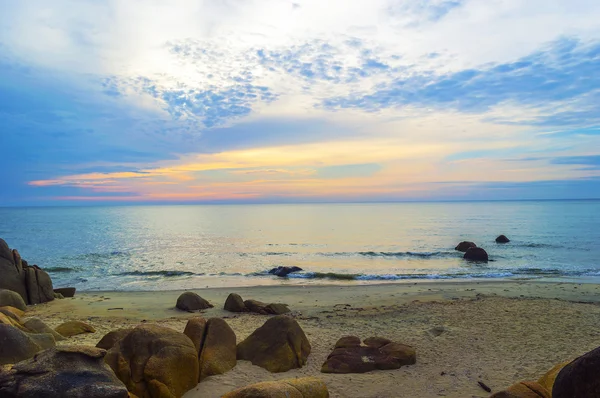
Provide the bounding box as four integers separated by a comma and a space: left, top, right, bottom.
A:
455, 241, 477, 252
95, 328, 133, 351
105, 324, 198, 398
490, 381, 550, 397
463, 247, 489, 262
496, 235, 510, 243
0, 345, 129, 398
0, 324, 44, 365
244, 299, 290, 315
268, 266, 303, 277
222, 377, 329, 398
237, 315, 311, 373
335, 336, 361, 348
176, 292, 213, 311
265, 303, 291, 315
321, 336, 416, 374
0, 290, 26, 311
553, 346, 600, 397
24, 267, 54, 305
55, 320, 96, 337
23, 318, 66, 341
54, 287, 76, 298
224, 293, 247, 312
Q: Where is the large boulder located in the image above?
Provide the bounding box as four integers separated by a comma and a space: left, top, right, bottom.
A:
244, 299, 290, 315
55, 320, 96, 337
268, 266, 303, 277
96, 328, 134, 351
224, 293, 247, 312
490, 381, 550, 397
0, 324, 44, 365
0, 290, 26, 312
463, 247, 489, 262
553, 346, 600, 397
237, 315, 311, 373
455, 241, 477, 252
183, 317, 237, 381
24, 266, 54, 304
222, 377, 329, 398
175, 292, 213, 311
105, 324, 198, 398
496, 235, 510, 243
321, 336, 416, 374
23, 317, 66, 341
0, 345, 129, 398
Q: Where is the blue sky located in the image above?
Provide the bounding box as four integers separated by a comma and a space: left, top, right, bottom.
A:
1, 0, 600, 205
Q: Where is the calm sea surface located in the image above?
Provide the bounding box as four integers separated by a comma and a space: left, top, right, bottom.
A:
0, 201, 598, 291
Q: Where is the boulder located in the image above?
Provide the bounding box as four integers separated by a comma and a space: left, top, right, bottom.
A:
105, 324, 198, 398
24, 266, 55, 305
55, 320, 96, 337
490, 381, 550, 398
268, 266, 303, 277
27, 332, 56, 350
538, 361, 571, 392
321, 336, 416, 374
23, 318, 66, 341
96, 328, 134, 351
553, 346, 600, 397
224, 293, 247, 312
175, 292, 213, 311
0, 345, 129, 398
183, 317, 237, 381
496, 235, 510, 243
54, 287, 76, 298
0, 290, 26, 312
0, 306, 24, 320
455, 241, 477, 252
0, 312, 27, 331
463, 247, 489, 262
237, 315, 311, 373
0, 324, 44, 365
244, 299, 290, 315
222, 377, 329, 398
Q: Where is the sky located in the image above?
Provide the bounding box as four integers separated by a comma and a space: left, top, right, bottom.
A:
1, 0, 600, 206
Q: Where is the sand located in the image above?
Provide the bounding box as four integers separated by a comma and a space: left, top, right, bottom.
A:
26, 280, 600, 397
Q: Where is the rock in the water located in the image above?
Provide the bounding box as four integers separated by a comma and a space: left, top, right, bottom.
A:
222, 377, 329, 398
268, 266, 303, 277
0, 290, 26, 312
55, 320, 96, 337
23, 318, 66, 341
176, 292, 213, 311
105, 324, 198, 398
553, 346, 600, 397
496, 235, 510, 243
184, 317, 237, 381
0, 345, 129, 398
321, 336, 416, 374
244, 299, 290, 315
490, 381, 550, 397
237, 315, 311, 373
537, 361, 571, 393
455, 241, 477, 252
0, 324, 43, 365
54, 287, 76, 298
463, 247, 489, 262
224, 293, 247, 312
96, 328, 134, 351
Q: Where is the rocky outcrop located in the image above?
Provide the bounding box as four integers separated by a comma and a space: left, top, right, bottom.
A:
237, 315, 311, 373
55, 320, 96, 337
553, 346, 600, 397
321, 336, 416, 374
222, 377, 329, 398
0, 239, 55, 305
455, 241, 477, 252
96, 328, 134, 351
0, 345, 129, 398
105, 324, 198, 398
224, 293, 247, 312
183, 317, 237, 381
175, 292, 213, 311
463, 247, 489, 262
268, 266, 303, 277
243, 299, 290, 315
496, 235, 510, 243
0, 324, 46, 365
0, 290, 26, 311
490, 381, 550, 397
54, 287, 76, 298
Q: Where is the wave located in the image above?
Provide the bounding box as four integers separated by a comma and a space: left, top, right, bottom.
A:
45, 266, 77, 273
63, 251, 132, 261
117, 270, 202, 277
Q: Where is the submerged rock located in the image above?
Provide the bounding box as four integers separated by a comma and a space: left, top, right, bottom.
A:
176, 292, 213, 311
496, 235, 510, 243
268, 266, 303, 277
222, 377, 329, 398
455, 241, 477, 252
463, 247, 489, 262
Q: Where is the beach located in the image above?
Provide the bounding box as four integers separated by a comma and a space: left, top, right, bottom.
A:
25, 280, 600, 397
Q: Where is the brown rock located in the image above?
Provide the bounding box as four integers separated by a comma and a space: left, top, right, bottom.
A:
265, 303, 291, 315
0, 312, 27, 331
496, 235, 510, 243
363, 336, 393, 349
0, 290, 26, 312
23, 317, 66, 341
54, 287, 76, 298
335, 336, 361, 348
96, 328, 134, 351
105, 324, 198, 398
244, 299, 290, 315
24, 267, 55, 305
222, 377, 329, 398
0, 345, 129, 398
55, 320, 96, 337
237, 315, 311, 373
537, 361, 571, 392
0, 306, 24, 320
0, 324, 43, 365
0, 242, 28, 303
224, 293, 247, 312
490, 381, 550, 398
175, 292, 213, 311
553, 346, 600, 397
463, 247, 489, 262
455, 241, 477, 252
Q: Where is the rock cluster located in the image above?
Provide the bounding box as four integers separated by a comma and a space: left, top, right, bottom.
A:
224, 293, 290, 315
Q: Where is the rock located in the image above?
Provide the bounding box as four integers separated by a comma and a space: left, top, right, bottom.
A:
265, 303, 291, 315
184, 317, 237, 381
23, 318, 66, 341
553, 346, 600, 397
96, 328, 134, 351
54, 287, 76, 298
0, 324, 43, 365
335, 336, 361, 348
222, 377, 329, 398
463, 247, 489, 262
176, 292, 213, 311
0, 345, 129, 398
24, 266, 55, 305
237, 315, 311, 373
244, 299, 290, 315
490, 381, 550, 397
537, 361, 571, 392
496, 235, 510, 243
0, 312, 26, 331
105, 324, 198, 398
0, 306, 24, 321
55, 320, 96, 337
268, 266, 303, 277
27, 332, 56, 350
224, 293, 247, 312
0, 290, 26, 311
455, 241, 477, 252
428, 326, 446, 337
321, 336, 416, 374
53, 292, 64, 299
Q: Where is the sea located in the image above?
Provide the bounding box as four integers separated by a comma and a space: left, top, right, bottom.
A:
0, 201, 598, 291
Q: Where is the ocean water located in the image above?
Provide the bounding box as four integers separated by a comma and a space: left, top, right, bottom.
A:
0, 201, 598, 291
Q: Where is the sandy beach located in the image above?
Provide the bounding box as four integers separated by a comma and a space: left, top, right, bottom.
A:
25, 280, 600, 397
